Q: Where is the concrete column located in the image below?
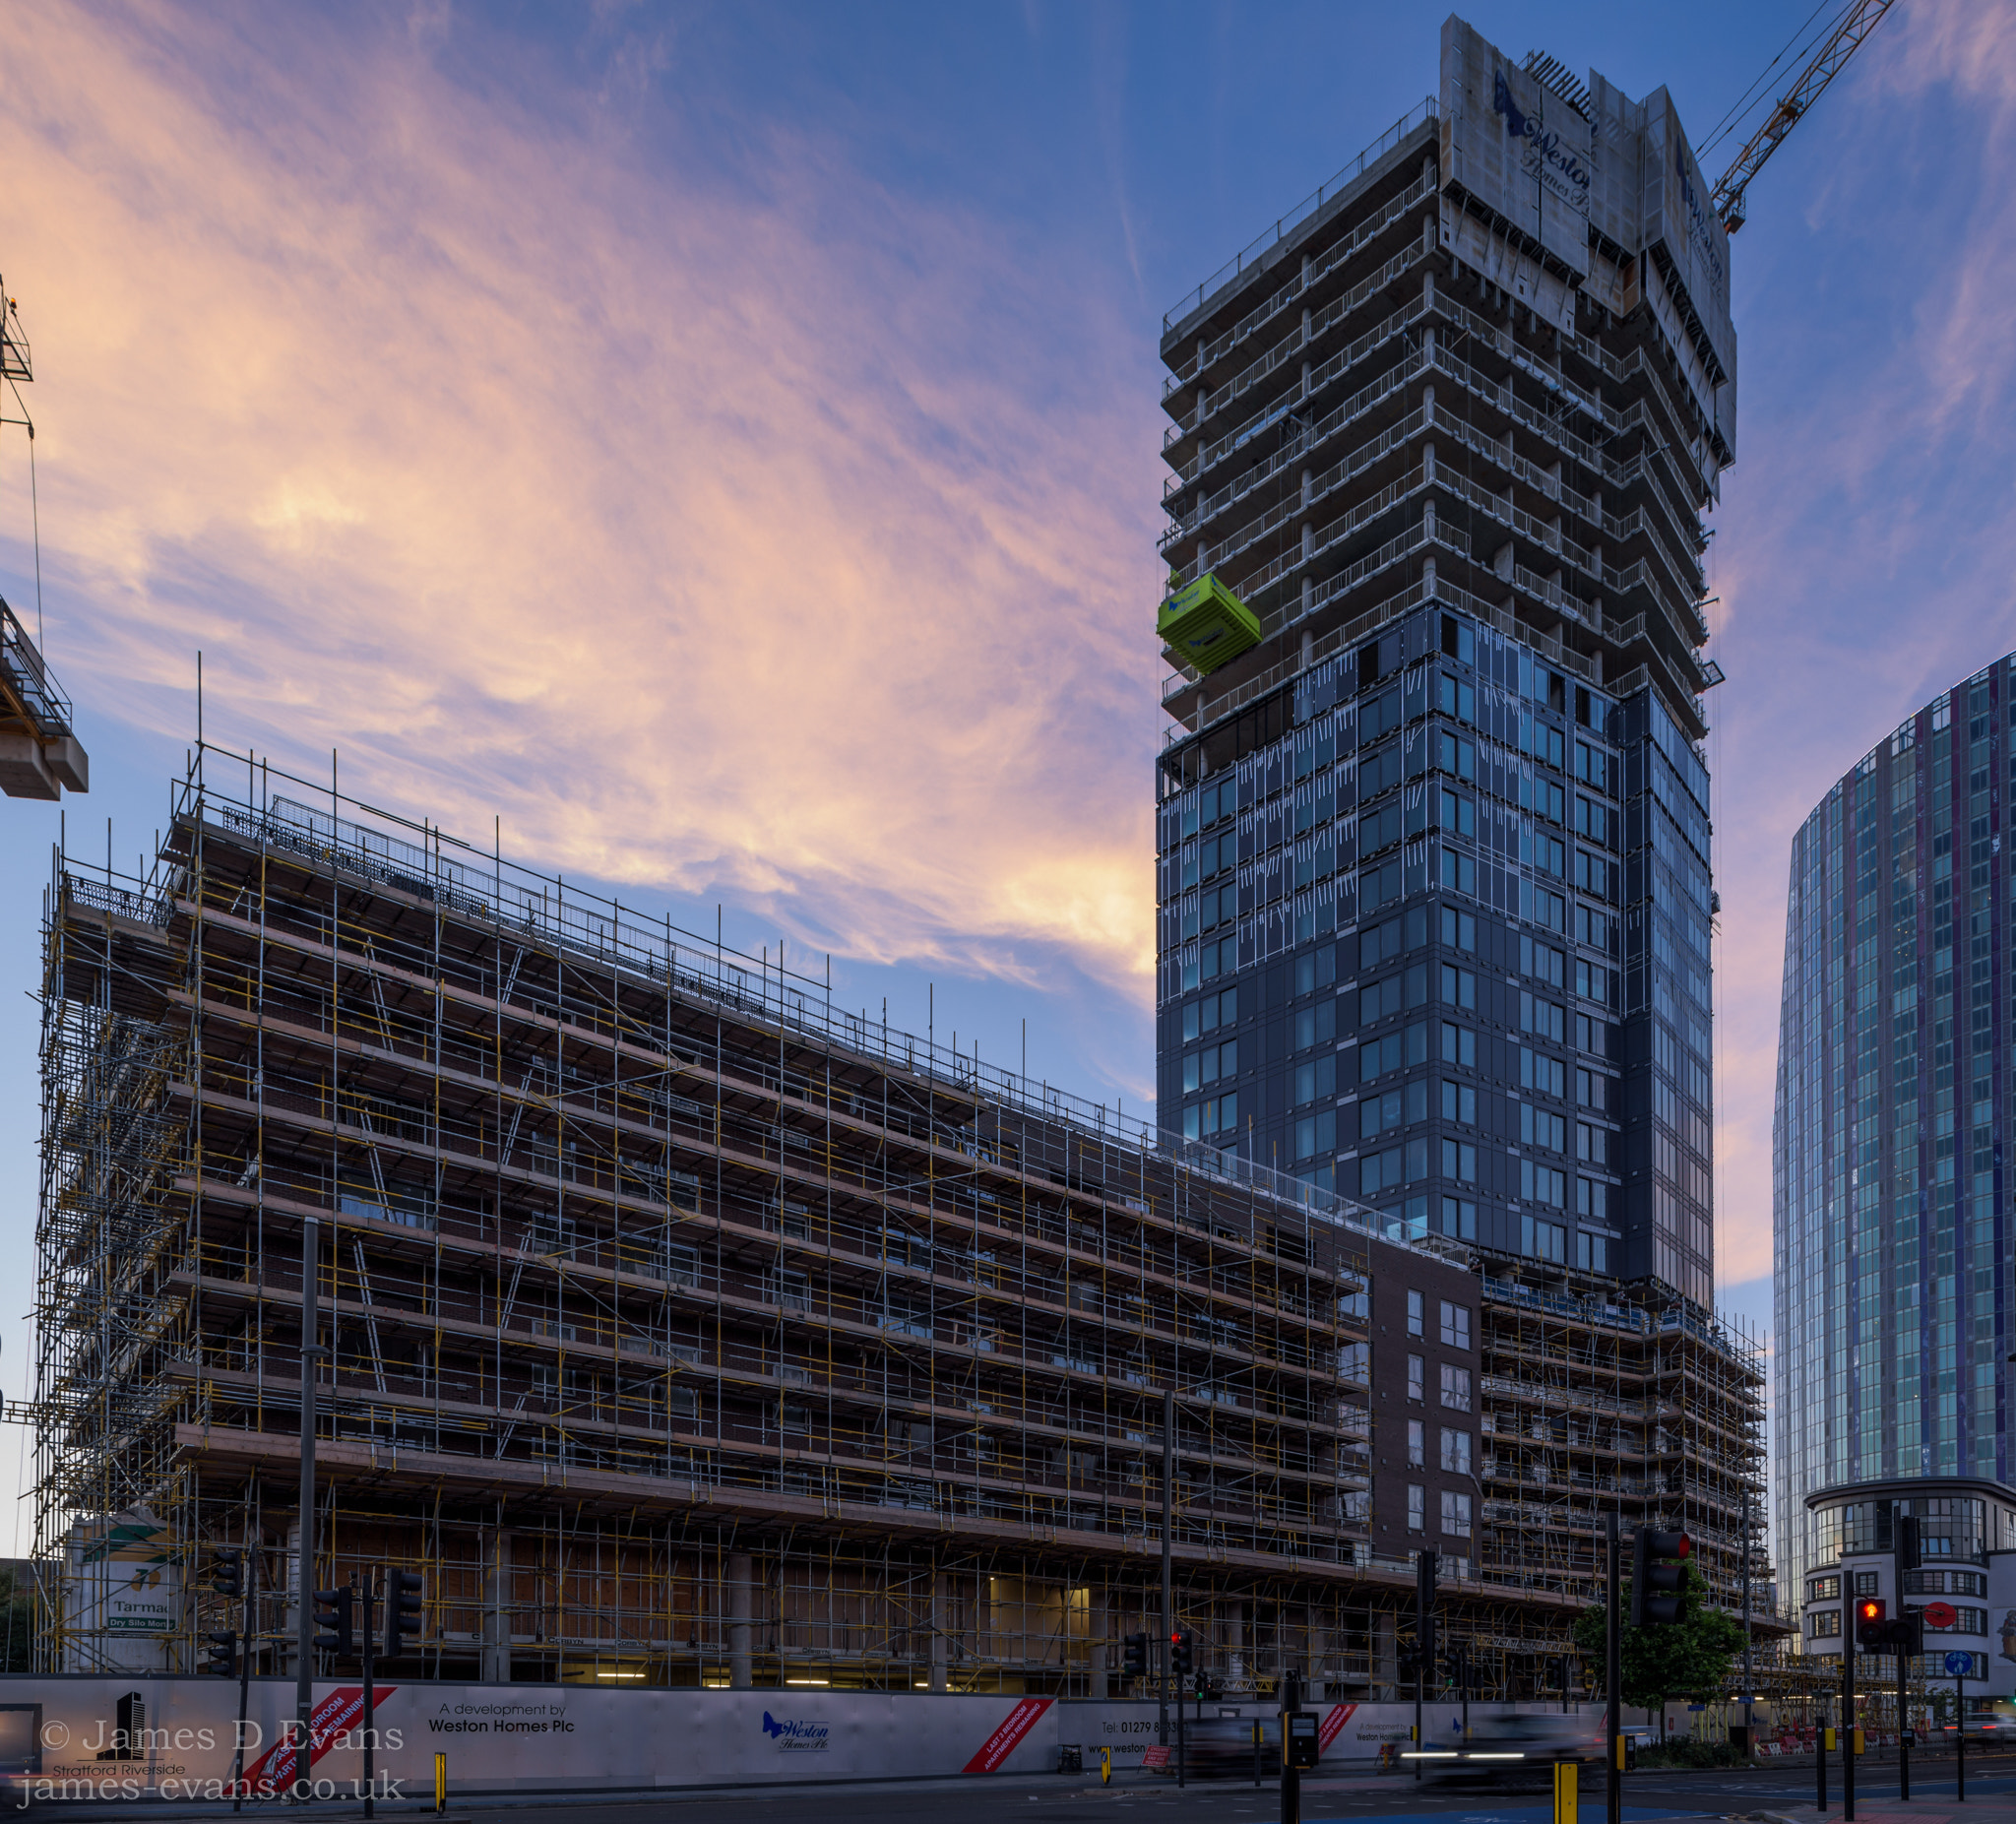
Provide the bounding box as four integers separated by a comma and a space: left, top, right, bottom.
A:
480, 1530, 511, 1685
1088, 1583, 1107, 1701
929, 1572, 950, 1693
728, 1551, 754, 1689
1224, 1597, 1245, 1690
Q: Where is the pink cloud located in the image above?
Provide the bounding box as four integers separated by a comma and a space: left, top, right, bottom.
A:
1, 0, 1168, 999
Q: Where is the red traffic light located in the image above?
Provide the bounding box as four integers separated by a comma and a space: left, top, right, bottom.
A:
1858, 1599, 1885, 1624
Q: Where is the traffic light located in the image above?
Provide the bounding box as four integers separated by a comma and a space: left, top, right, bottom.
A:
1631, 1529, 1692, 1628
1856, 1597, 1887, 1652
1122, 1631, 1149, 1678
211, 1549, 243, 1602
313, 1584, 354, 1657
384, 1569, 424, 1658
1171, 1630, 1195, 1680
1885, 1609, 1924, 1661
203, 1628, 237, 1676
1397, 1648, 1422, 1682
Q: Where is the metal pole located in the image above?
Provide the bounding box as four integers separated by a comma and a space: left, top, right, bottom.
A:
1816, 1698, 1827, 1813
1741, 1486, 1754, 1761
295, 1213, 320, 1801
1843, 1583, 1856, 1824
231, 1543, 255, 1811
1606, 1513, 1620, 1824
1161, 1388, 1172, 1751
1899, 1647, 1910, 1800
361, 1570, 376, 1818
1956, 1671, 1965, 1802
1280, 1667, 1300, 1824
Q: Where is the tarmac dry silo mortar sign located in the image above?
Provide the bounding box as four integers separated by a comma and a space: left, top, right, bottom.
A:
63, 1510, 178, 1672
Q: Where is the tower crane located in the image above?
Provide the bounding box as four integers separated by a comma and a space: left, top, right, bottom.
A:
1712, 0, 1900, 232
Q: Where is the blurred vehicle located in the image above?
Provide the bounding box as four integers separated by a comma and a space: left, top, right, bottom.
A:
0, 1703, 38, 1810
1411, 1713, 1606, 1781
1177, 1715, 1280, 1780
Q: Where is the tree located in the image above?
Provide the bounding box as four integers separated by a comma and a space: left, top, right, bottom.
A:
1574, 1562, 1746, 1738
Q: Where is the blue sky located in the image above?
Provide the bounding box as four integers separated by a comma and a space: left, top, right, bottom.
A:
2, 0, 2013, 1551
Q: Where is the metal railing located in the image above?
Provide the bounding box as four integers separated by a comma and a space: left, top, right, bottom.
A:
0, 597, 73, 736
1164, 97, 1438, 332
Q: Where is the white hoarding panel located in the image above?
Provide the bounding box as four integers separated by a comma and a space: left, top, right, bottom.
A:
1439, 17, 1591, 281
1985, 1550, 2016, 1696
5, 1680, 1610, 1800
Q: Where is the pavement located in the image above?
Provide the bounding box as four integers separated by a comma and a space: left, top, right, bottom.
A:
23, 1757, 2016, 1821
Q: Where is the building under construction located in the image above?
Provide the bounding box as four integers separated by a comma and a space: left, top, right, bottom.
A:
32, 752, 1774, 1698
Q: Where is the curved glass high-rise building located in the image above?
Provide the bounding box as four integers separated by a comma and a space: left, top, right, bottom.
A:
1774, 659, 2016, 1604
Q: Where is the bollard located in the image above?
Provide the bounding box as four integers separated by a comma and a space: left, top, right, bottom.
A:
1553, 1758, 1578, 1824
434, 1751, 447, 1816
1102, 1746, 1111, 1787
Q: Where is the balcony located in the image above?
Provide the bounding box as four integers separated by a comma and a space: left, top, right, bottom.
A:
0, 597, 87, 798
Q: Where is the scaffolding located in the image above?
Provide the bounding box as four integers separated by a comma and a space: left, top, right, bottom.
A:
32, 746, 1776, 1697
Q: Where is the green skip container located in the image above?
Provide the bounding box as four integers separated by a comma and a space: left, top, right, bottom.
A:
1158, 573, 1261, 677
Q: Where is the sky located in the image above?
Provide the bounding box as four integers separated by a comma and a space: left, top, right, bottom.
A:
2, 0, 2014, 1557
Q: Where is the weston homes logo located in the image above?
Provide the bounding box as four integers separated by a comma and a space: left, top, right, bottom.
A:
1493, 69, 1591, 216
761, 1712, 830, 1752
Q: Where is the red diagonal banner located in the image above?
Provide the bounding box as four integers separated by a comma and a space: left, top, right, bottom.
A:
964, 1697, 1053, 1773
240, 1685, 398, 1793
1317, 1702, 1357, 1754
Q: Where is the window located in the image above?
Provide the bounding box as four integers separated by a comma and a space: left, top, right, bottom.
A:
1407, 1484, 1425, 1532
1439, 787, 1475, 837
1576, 1122, 1609, 1165
1440, 1138, 1477, 1182
1521, 1104, 1567, 1151
1338, 1341, 1369, 1382
1521, 1048, 1566, 1097
1360, 1082, 1427, 1137
1439, 1363, 1472, 1412
1440, 1022, 1476, 1067
1360, 1026, 1429, 1081
1573, 1229, 1608, 1273
1407, 1290, 1424, 1337
1520, 992, 1565, 1041
1441, 1197, 1477, 1240
1440, 906, 1476, 951
1521, 1162, 1567, 1208
1441, 1080, 1477, 1125
1853, 1571, 1879, 1597
1576, 1068, 1610, 1111
1440, 964, 1477, 1009
1293, 1055, 1336, 1104
1522, 937, 1565, 987
1574, 957, 1612, 1004
1439, 1427, 1471, 1475
1574, 795, 1608, 843
1437, 673, 1476, 723
1181, 1039, 1235, 1094
1438, 1301, 1471, 1350
1294, 947, 1336, 995
1407, 1418, 1425, 1467
1407, 1353, 1424, 1402
1929, 1607, 1989, 1635
1522, 1215, 1566, 1261
1294, 1000, 1337, 1049
1440, 1489, 1473, 1538
1437, 729, 1477, 780
1809, 1575, 1841, 1603
1292, 1111, 1336, 1159
1807, 1609, 1842, 1639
